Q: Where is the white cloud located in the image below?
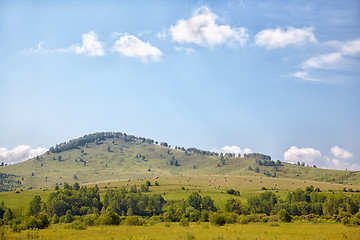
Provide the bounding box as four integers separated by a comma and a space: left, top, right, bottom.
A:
323, 156, 359, 171
73, 31, 105, 56
174, 46, 195, 54
291, 71, 323, 82
284, 146, 358, 170
255, 27, 316, 49
25, 41, 71, 55
112, 34, 162, 61
292, 38, 360, 82
212, 145, 252, 156
0, 145, 47, 164
169, 6, 249, 47
341, 39, 360, 56
330, 146, 354, 159
156, 29, 168, 40
24, 31, 104, 56
303, 52, 343, 69
284, 146, 322, 164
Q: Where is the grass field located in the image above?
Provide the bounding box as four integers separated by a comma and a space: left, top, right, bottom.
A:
2, 174, 359, 213
1, 138, 359, 192
1, 222, 360, 240
0, 137, 359, 240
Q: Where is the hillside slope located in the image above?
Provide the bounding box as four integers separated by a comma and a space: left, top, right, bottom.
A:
1, 132, 359, 190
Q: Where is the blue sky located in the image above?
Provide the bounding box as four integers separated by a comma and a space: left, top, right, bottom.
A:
0, 0, 359, 170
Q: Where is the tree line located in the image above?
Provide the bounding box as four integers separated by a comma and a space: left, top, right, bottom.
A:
2, 184, 360, 231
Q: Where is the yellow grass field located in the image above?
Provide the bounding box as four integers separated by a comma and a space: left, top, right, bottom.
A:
2, 222, 360, 240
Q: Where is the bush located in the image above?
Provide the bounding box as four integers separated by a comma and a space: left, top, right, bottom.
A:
23, 213, 50, 230
64, 210, 74, 223
84, 214, 99, 226
66, 220, 87, 230
268, 215, 278, 222
179, 218, 190, 226
238, 215, 249, 224
123, 216, 145, 226
52, 214, 59, 224
336, 212, 352, 223
99, 207, 120, 225
278, 209, 291, 223
210, 213, 227, 226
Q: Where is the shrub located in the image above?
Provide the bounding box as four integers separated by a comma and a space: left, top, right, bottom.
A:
341, 216, 351, 225
52, 214, 59, 224
179, 218, 190, 226
84, 214, 99, 226
268, 215, 278, 222
66, 220, 87, 230
100, 207, 120, 225
201, 210, 209, 222
64, 210, 74, 223
350, 217, 360, 225
210, 213, 227, 226
24, 216, 42, 229
123, 216, 145, 226
278, 209, 291, 223
336, 212, 352, 223
238, 215, 249, 224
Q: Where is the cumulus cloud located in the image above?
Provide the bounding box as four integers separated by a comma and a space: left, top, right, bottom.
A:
0, 145, 47, 164
212, 145, 252, 156
330, 146, 354, 159
284, 146, 358, 170
284, 146, 322, 164
170, 6, 249, 47
255, 27, 316, 49
112, 34, 162, 61
73, 31, 105, 56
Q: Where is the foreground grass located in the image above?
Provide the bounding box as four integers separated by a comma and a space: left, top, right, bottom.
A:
2, 222, 360, 240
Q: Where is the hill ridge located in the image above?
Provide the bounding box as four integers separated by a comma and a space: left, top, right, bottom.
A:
0, 132, 359, 191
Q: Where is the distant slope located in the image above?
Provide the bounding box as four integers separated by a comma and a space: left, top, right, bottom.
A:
0, 132, 359, 191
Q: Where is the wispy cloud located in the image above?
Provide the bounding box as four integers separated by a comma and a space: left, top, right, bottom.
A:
255, 27, 316, 49
174, 46, 195, 54
112, 34, 162, 61
0, 145, 47, 164
170, 6, 249, 48
292, 39, 360, 82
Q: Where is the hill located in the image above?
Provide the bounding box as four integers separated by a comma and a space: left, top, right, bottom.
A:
0, 132, 359, 191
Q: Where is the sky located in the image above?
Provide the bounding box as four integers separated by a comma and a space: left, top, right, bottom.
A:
0, 0, 359, 170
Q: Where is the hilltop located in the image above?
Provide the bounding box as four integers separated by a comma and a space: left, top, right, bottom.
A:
0, 132, 359, 191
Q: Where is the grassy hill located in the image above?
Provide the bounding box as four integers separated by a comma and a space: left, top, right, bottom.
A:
0, 132, 359, 191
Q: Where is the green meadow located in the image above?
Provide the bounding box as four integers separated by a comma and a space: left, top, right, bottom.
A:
1, 174, 358, 213
1, 137, 359, 192
1, 134, 359, 239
